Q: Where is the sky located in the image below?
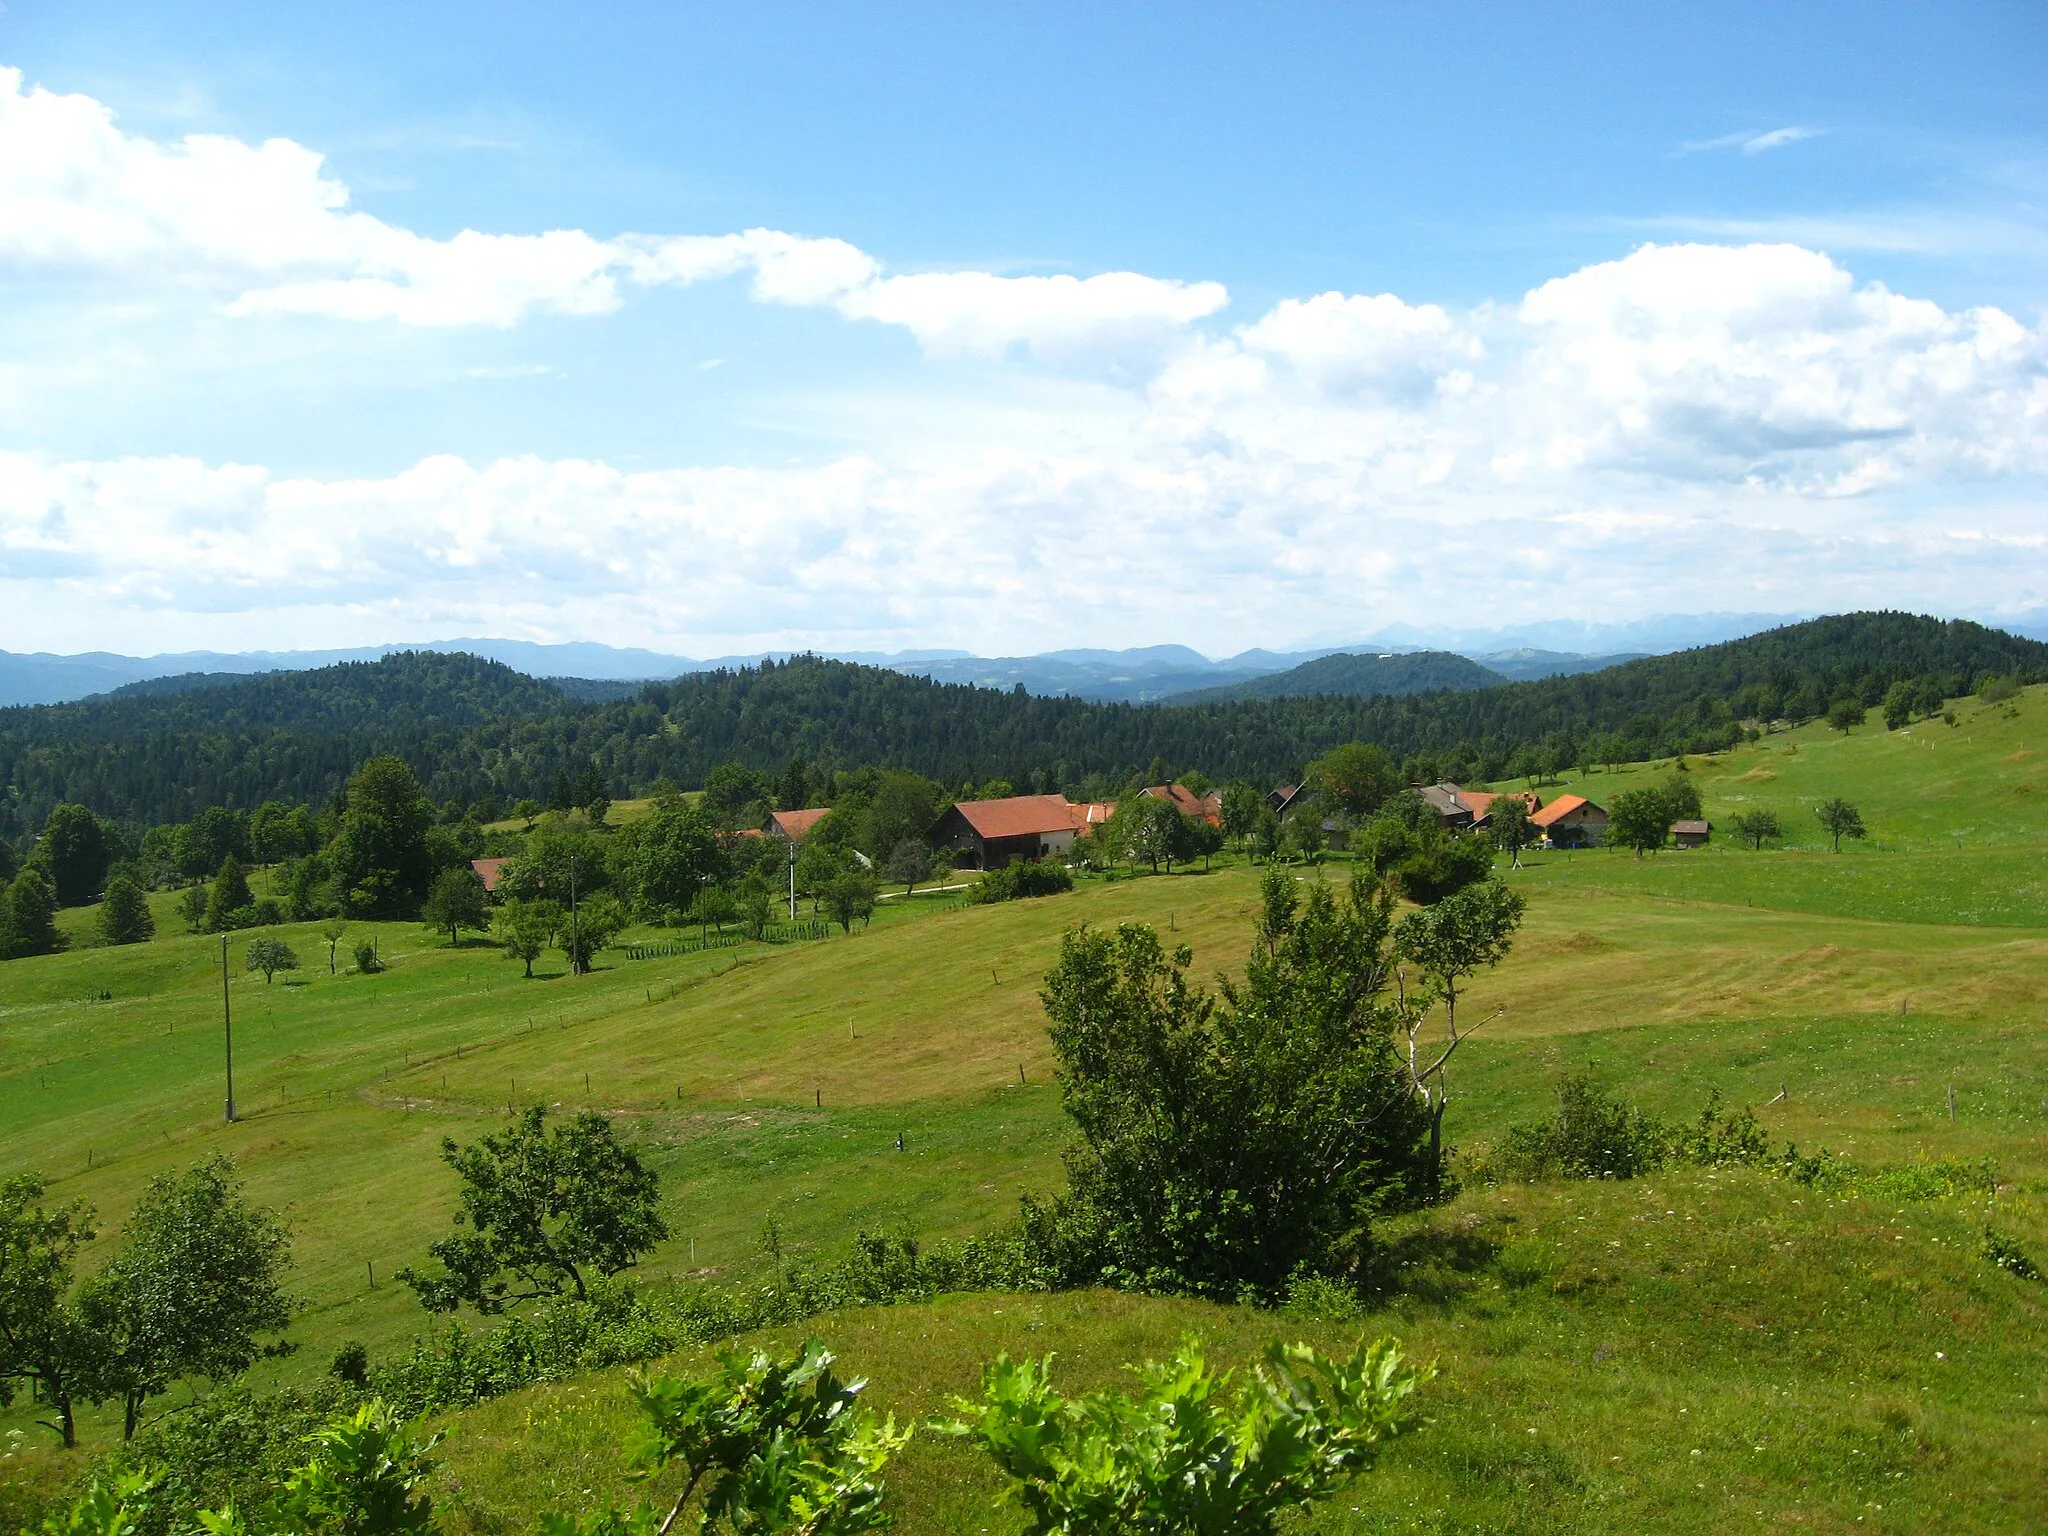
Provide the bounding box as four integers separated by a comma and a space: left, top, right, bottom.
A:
0, 1, 2044, 658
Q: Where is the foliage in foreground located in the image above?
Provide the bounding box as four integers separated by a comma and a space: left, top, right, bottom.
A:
943, 1335, 1430, 1536
55, 1333, 1423, 1536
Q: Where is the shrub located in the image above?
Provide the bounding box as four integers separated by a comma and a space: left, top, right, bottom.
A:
350, 940, 382, 974
942, 1336, 1430, 1536
1490, 1075, 1669, 1181
968, 860, 1074, 903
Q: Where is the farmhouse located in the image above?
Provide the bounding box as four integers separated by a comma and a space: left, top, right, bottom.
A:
1531, 793, 1608, 847
1671, 818, 1712, 849
1416, 783, 1540, 830
1143, 783, 1223, 825
931, 794, 1085, 869
1269, 784, 1306, 819
470, 857, 508, 894
763, 807, 831, 841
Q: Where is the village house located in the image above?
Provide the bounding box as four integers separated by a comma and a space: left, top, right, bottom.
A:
1143, 783, 1223, 825
930, 794, 1086, 869
761, 807, 831, 841
1416, 783, 1541, 831
470, 857, 508, 895
1530, 793, 1608, 847
1671, 818, 1712, 849
1269, 784, 1305, 819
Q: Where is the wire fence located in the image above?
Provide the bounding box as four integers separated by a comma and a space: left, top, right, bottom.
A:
621, 918, 831, 960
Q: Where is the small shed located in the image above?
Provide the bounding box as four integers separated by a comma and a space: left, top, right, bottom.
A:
1671, 819, 1712, 849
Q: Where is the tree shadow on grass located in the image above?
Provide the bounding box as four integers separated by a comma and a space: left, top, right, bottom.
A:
1357, 1215, 1513, 1309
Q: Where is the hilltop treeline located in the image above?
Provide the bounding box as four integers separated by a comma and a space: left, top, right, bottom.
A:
0, 612, 2041, 839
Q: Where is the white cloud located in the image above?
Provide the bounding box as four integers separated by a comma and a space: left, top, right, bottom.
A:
1678, 125, 1821, 156
0, 66, 1230, 358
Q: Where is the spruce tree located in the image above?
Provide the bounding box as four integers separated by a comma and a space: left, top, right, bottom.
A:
204, 855, 254, 932
3, 868, 65, 959
96, 874, 156, 946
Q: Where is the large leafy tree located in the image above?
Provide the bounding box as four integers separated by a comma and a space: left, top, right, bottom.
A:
35, 804, 112, 907
399, 1106, 668, 1313
1606, 786, 1671, 858
78, 1155, 294, 1439
1035, 869, 1433, 1298
0, 1175, 98, 1446
1305, 742, 1401, 820
327, 756, 434, 918
422, 866, 489, 946
1815, 796, 1867, 852
613, 794, 726, 920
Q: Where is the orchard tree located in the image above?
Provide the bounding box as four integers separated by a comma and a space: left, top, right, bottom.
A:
319, 919, 349, 975
1816, 797, 1867, 852
423, 866, 489, 946
884, 838, 932, 896
96, 876, 156, 947
78, 1155, 293, 1439
398, 1106, 668, 1313
1606, 787, 1670, 858
615, 795, 725, 921
824, 870, 878, 933
1219, 782, 1267, 849
1826, 698, 1867, 733
0, 1174, 97, 1446
494, 899, 558, 978
1483, 796, 1535, 868
244, 938, 300, 984
1729, 808, 1783, 850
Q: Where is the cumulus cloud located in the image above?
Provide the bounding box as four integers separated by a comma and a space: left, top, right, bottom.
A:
0, 66, 1228, 357
5, 237, 2045, 652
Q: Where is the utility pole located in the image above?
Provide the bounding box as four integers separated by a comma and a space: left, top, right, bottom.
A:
221, 934, 237, 1123
788, 836, 798, 921
568, 851, 581, 975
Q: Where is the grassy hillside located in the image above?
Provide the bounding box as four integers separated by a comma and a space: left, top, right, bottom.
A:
4, 686, 2048, 1528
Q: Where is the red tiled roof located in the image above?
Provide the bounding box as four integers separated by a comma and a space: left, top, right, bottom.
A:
1068, 801, 1117, 832
471, 857, 508, 893
949, 794, 1083, 839
1142, 784, 1223, 825
767, 807, 831, 841
1530, 793, 1600, 827
1462, 790, 1539, 820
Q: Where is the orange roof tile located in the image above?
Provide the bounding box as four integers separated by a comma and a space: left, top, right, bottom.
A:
767, 807, 831, 841
1530, 793, 1598, 827
949, 794, 1082, 839
471, 857, 509, 893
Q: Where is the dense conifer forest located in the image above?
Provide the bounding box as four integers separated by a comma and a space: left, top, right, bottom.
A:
0, 612, 2040, 839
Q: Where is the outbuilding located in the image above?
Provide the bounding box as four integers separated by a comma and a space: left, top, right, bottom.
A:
931, 794, 1084, 870
1671, 818, 1712, 849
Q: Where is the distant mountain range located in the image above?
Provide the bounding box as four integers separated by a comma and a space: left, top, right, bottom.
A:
0, 615, 1792, 709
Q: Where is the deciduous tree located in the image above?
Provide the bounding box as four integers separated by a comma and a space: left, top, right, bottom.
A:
1815, 796, 1867, 852
422, 866, 489, 947
399, 1106, 667, 1314
1729, 807, 1783, 850
0, 1175, 97, 1446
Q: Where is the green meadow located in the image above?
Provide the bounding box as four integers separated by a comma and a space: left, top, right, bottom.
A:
4, 688, 2048, 1531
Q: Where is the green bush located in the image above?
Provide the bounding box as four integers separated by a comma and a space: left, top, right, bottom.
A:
1489, 1074, 1669, 1181
941, 1335, 1430, 1536
967, 860, 1074, 904
1983, 1227, 2041, 1281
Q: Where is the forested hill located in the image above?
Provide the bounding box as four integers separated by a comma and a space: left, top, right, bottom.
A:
1165, 649, 1503, 703
0, 653, 589, 830
0, 612, 2042, 836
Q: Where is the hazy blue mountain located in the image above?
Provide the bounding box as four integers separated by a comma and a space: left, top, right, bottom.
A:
1471, 648, 1649, 681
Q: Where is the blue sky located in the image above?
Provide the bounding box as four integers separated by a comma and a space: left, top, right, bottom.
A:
0, 2, 2044, 655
